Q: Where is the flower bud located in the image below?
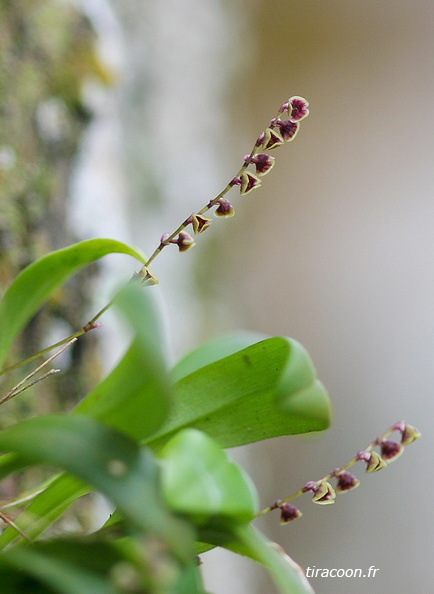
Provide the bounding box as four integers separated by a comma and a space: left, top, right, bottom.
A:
261, 128, 284, 150
400, 424, 421, 446
380, 439, 403, 462
239, 171, 262, 195
214, 199, 235, 217
275, 119, 300, 142
335, 471, 360, 493
288, 96, 310, 122
176, 231, 195, 252
392, 421, 406, 433
279, 503, 302, 524
311, 481, 336, 505
251, 153, 276, 176
302, 481, 317, 493
191, 214, 212, 235
255, 133, 265, 147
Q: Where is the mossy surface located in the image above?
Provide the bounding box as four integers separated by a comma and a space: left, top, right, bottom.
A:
0, 1, 105, 414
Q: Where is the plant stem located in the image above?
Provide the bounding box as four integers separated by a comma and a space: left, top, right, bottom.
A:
0, 511, 31, 543
1, 105, 287, 376
0, 339, 76, 405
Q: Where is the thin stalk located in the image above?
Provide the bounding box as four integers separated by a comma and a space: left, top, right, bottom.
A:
0, 511, 31, 543
0, 339, 76, 405
1, 105, 287, 376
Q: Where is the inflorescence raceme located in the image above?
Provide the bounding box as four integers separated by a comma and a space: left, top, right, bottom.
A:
257, 421, 421, 524
138, 96, 310, 281
0, 96, 310, 376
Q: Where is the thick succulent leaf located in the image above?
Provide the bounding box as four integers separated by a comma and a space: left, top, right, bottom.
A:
75, 284, 171, 440
0, 415, 192, 559
159, 429, 258, 524
0, 238, 147, 368
149, 337, 331, 450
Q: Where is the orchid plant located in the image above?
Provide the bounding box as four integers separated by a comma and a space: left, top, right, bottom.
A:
0, 97, 420, 593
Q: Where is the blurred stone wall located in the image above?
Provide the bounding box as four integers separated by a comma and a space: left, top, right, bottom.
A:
0, 0, 103, 419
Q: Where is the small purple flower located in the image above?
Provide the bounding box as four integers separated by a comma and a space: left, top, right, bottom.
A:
239, 171, 262, 195
380, 439, 403, 462
302, 481, 317, 494
401, 424, 421, 446
137, 267, 159, 286
215, 198, 235, 217
288, 96, 310, 122
251, 153, 276, 176
279, 503, 302, 523
311, 481, 336, 505
275, 119, 300, 142
357, 450, 387, 473
335, 471, 360, 493
392, 421, 406, 434
191, 213, 212, 235
261, 127, 284, 150
176, 231, 195, 252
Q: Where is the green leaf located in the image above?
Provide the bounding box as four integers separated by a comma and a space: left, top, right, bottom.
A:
0, 474, 90, 550
0, 238, 147, 368
3, 285, 172, 548
0, 538, 204, 594
171, 331, 267, 382
0, 545, 119, 594
0, 452, 30, 481
236, 526, 314, 594
0, 415, 192, 559
149, 337, 331, 450
75, 284, 171, 440
159, 429, 258, 524
199, 524, 314, 594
